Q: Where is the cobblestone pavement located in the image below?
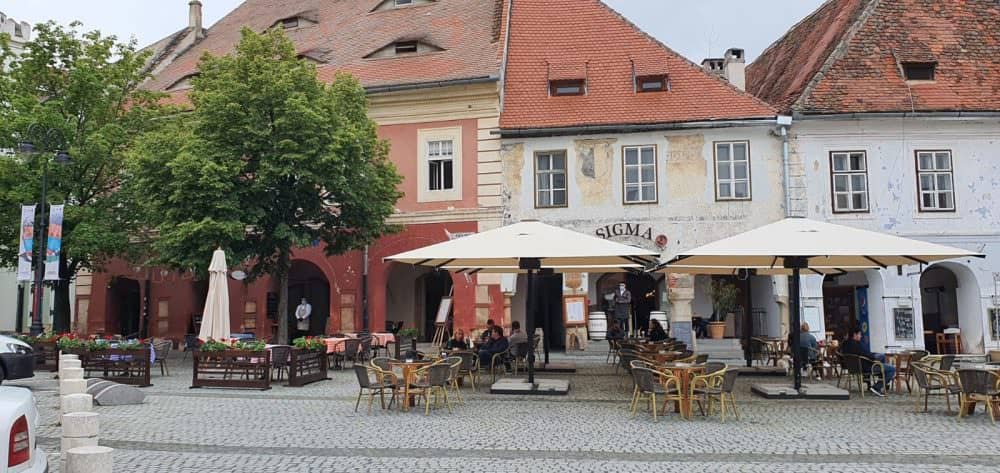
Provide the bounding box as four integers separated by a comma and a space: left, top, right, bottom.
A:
10, 350, 1000, 473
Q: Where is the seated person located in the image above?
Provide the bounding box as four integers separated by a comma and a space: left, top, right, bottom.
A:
841, 327, 895, 396
480, 319, 497, 342
607, 321, 625, 341
648, 319, 668, 342
478, 326, 509, 366
508, 321, 528, 346
798, 322, 819, 361
445, 329, 468, 350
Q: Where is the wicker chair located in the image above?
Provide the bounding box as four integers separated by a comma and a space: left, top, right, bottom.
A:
352, 364, 395, 413
456, 350, 480, 390
269, 345, 292, 381
911, 363, 960, 413
703, 362, 727, 376
411, 363, 454, 415
445, 356, 464, 405
630, 366, 681, 422
957, 369, 1000, 423
690, 368, 726, 418
939, 355, 956, 372
839, 353, 886, 397
182, 334, 200, 360
704, 369, 741, 423
152, 340, 172, 376
341, 339, 362, 367
358, 336, 374, 362
694, 354, 709, 364
488, 346, 515, 383
510, 341, 531, 375
371, 357, 395, 373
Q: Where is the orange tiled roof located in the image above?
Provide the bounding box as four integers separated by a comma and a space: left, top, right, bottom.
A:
499, 0, 776, 131
748, 0, 1000, 114
145, 0, 502, 94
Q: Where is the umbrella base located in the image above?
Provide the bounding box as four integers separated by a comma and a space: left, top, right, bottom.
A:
490, 378, 570, 395
751, 383, 849, 400
532, 361, 577, 373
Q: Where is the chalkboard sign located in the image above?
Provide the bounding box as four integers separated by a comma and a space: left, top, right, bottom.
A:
671, 320, 693, 349
893, 307, 915, 340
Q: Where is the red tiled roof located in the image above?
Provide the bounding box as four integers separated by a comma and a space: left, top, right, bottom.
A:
499, 0, 776, 131
748, 0, 1000, 114
146, 0, 502, 94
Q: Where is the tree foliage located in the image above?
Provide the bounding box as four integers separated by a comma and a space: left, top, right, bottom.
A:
0, 23, 167, 331
131, 29, 402, 343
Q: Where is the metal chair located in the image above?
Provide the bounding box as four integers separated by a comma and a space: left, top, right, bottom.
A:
152, 340, 172, 376
957, 369, 1000, 423
269, 345, 292, 381
182, 334, 200, 360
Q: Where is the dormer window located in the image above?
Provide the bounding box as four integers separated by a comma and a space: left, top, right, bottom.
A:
271, 10, 318, 31
395, 0, 414, 5
395, 41, 418, 55
371, 0, 435, 11
281, 17, 299, 29
636, 75, 668, 93
903, 62, 936, 81
550, 79, 586, 96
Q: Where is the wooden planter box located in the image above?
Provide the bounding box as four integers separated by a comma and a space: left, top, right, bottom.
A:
192, 350, 271, 390
77, 348, 152, 387
287, 348, 328, 387
31, 341, 59, 372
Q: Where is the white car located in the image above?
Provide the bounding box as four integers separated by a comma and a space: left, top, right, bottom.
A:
0, 336, 35, 384
0, 387, 47, 472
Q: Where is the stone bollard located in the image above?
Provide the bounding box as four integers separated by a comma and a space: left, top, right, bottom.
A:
61, 393, 93, 415
59, 359, 82, 376
65, 446, 113, 473
62, 367, 84, 380
60, 378, 88, 396
62, 412, 99, 454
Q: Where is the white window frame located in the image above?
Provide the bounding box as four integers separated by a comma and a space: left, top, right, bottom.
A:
622, 145, 657, 204
915, 150, 955, 212
417, 127, 462, 203
830, 151, 870, 213
534, 150, 568, 208
714, 141, 751, 201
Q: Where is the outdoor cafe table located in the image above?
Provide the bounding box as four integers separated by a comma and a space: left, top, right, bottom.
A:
389, 359, 434, 411
324, 337, 351, 354
659, 362, 705, 420
884, 350, 914, 394
649, 351, 682, 364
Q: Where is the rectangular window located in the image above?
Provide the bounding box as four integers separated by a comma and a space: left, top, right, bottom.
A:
990, 308, 1000, 340
281, 17, 299, 29
903, 62, 936, 81
395, 0, 414, 5
535, 151, 567, 208
427, 140, 454, 191
636, 75, 667, 92
830, 151, 869, 213
395, 41, 418, 55
549, 79, 585, 96
714, 141, 751, 200
622, 145, 657, 203
916, 150, 955, 211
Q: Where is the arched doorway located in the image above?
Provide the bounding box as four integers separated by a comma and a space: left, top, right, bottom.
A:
108, 277, 141, 337
286, 260, 330, 337
385, 264, 452, 342
920, 263, 982, 353
595, 272, 660, 335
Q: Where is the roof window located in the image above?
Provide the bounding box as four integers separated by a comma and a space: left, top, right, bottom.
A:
549, 79, 586, 97
902, 62, 936, 81
372, 0, 435, 11
636, 75, 668, 93
394, 41, 418, 55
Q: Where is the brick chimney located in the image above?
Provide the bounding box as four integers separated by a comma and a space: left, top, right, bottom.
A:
189, 0, 204, 39
701, 57, 725, 78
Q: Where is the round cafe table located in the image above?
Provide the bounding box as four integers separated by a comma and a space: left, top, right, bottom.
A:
389, 359, 434, 411
660, 363, 705, 419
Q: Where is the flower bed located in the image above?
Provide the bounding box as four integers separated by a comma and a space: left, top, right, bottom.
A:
57, 334, 152, 386
286, 336, 328, 387
191, 339, 271, 390
15, 334, 60, 372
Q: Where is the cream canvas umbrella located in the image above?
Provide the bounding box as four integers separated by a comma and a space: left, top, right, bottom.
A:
198, 248, 231, 341
386, 220, 659, 385
654, 217, 984, 392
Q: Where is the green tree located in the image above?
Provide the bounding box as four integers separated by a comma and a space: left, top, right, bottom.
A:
131, 29, 401, 343
0, 23, 166, 332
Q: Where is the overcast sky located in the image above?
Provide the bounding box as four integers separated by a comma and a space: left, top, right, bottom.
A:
2, 0, 825, 63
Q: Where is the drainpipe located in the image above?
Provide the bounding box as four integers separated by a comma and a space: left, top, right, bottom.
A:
777, 115, 793, 217
361, 245, 369, 335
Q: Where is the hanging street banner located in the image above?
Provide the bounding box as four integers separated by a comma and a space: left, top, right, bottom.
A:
16, 205, 35, 281
44, 204, 64, 280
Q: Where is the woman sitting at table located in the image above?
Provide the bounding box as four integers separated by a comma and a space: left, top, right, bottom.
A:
648, 319, 668, 342
445, 329, 469, 350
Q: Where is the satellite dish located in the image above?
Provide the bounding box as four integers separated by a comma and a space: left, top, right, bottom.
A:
231, 270, 247, 281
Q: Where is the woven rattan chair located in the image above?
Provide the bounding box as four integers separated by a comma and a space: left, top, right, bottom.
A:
690, 368, 726, 418
269, 345, 292, 381
510, 341, 531, 375
703, 362, 727, 376
445, 356, 464, 405
694, 354, 709, 364
911, 363, 960, 413
353, 364, 394, 413
455, 351, 480, 390
358, 336, 374, 362
839, 353, 886, 397
411, 363, 454, 415
371, 357, 395, 373
617, 348, 640, 375
630, 367, 681, 422
182, 334, 200, 360
939, 355, 956, 372
704, 369, 740, 423
341, 338, 362, 367
957, 369, 1000, 423
152, 340, 172, 376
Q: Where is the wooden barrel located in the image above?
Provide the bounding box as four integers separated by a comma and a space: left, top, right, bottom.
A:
588, 311, 607, 340
649, 311, 669, 332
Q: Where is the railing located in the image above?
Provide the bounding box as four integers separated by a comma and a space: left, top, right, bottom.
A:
287, 349, 328, 387
70, 348, 152, 387
192, 350, 271, 390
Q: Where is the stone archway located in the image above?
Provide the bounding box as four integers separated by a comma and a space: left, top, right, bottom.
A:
286, 260, 330, 337
921, 262, 983, 353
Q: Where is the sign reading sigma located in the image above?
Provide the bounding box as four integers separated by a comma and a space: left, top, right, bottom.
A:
594, 223, 667, 249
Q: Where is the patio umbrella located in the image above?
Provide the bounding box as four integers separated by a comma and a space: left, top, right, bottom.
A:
654, 217, 984, 391
198, 248, 231, 341
386, 220, 660, 385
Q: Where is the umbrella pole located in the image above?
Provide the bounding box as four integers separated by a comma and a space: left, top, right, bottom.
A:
525, 268, 535, 385
743, 275, 753, 368
790, 267, 802, 391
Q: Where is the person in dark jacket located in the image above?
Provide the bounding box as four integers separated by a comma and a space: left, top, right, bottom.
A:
648, 319, 668, 342
841, 327, 895, 396
444, 329, 468, 350
478, 326, 509, 365
607, 322, 625, 341
480, 319, 497, 342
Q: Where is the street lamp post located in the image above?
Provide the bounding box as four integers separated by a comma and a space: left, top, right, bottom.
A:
18, 132, 71, 335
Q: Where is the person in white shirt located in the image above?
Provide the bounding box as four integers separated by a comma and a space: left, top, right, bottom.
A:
295, 298, 312, 337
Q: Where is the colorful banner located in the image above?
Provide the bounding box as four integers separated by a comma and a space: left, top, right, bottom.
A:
16, 205, 35, 281
43, 204, 64, 280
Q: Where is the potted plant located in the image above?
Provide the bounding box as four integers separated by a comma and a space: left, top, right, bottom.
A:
707, 280, 739, 339
288, 336, 329, 386
192, 338, 271, 390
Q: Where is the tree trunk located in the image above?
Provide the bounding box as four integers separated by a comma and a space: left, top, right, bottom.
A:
275, 252, 290, 345
52, 256, 72, 333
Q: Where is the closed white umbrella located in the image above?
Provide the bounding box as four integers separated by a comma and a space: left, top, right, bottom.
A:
198, 248, 231, 341
655, 217, 984, 392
